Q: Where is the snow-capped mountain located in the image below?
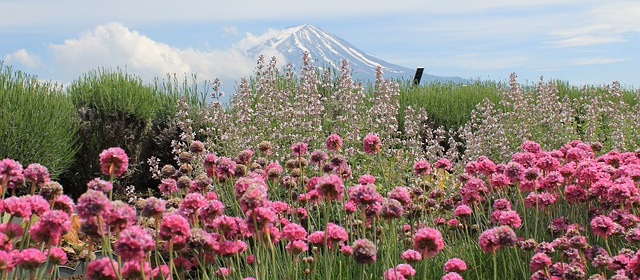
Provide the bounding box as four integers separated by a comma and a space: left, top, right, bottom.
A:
245, 24, 464, 83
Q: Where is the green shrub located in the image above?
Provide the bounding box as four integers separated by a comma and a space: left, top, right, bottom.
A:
0, 61, 79, 178
59, 69, 208, 197
398, 80, 501, 131
61, 68, 169, 197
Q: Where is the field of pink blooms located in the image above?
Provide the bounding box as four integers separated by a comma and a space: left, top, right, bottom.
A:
2, 52, 640, 280
2, 133, 640, 280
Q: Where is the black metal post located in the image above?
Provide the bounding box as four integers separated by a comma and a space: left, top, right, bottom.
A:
413, 67, 424, 87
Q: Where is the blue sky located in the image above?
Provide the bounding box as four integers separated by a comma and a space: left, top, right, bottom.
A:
1, 0, 639, 94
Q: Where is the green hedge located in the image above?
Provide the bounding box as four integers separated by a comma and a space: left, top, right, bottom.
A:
0, 61, 79, 178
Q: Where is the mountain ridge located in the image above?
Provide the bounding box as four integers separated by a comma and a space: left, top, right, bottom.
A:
245, 24, 465, 83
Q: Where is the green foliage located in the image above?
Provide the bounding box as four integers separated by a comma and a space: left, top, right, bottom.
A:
398, 80, 502, 131
0, 61, 78, 178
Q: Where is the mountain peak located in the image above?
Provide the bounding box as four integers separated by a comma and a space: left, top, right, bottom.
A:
245, 24, 464, 83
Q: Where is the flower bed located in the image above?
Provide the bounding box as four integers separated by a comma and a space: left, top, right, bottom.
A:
1, 135, 640, 279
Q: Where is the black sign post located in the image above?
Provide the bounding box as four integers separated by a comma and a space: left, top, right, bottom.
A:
413, 67, 424, 87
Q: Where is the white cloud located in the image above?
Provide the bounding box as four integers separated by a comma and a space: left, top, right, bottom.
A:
546, 1, 640, 47
4, 49, 42, 68
222, 26, 240, 35
545, 35, 626, 47
573, 56, 625, 65
48, 23, 257, 83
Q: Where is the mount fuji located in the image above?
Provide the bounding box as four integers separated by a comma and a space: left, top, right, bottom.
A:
245, 24, 464, 83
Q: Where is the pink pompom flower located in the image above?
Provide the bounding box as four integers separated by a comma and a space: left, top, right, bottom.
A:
99, 147, 129, 177
86, 257, 120, 280
444, 258, 467, 273
325, 134, 343, 151
413, 227, 445, 258
363, 133, 381, 155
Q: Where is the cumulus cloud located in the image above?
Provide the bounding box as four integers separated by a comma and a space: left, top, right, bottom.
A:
4, 49, 42, 68
49, 22, 257, 83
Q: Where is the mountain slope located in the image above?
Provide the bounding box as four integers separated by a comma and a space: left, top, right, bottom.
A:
245, 24, 464, 83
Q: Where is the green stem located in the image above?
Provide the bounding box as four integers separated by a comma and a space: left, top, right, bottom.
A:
493, 252, 498, 280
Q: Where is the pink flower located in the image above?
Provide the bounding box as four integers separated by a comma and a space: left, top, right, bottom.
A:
492, 198, 512, 211
158, 178, 178, 194
215, 267, 231, 277
23, 163, 50, 186
444, 258, 467, 272
380, 198, 403, 220
383, 267, 407, 280
400, 249, 422, 263
590, 215, 616, 237
197, 199, 225, 225
237, 149, 254, 165
363, 133, 381, 155
0, 158, 24, 189
29, 210, 71, 245
326, 134, 343, 151
233, 173, 266, 199
348, 184, 382, 206
204, 153, 217, 178
290, 142, 308, 156
315, 174, 344, 201
310, 150, 329, 164
99, 147, 129, 177
395, 264, 416, 278
245, 207, 276, 232
26, 195, 49, 217
216, 240, 247, 257
413, 227, 445, 258
0, 250, 13, 271
152, 265, 170, 280
358, 174, 376, 184
340, 245, 353, 256
0, 196, 31, 218
159, 214, 191, 244
530, 252, 552, 271
352, 238, 377, 264
14, 248, 46, 270
564, 184, 588, 203
453, 204, 472, 218
388, 186, 411, 206
435, 158, 452, 170
179, 192, 207, 217
282, 223, 307, 241
115, 226, 154, 261
121, 260, 151, 279
215, 157, 236, 180
326, 223, 348, 247
478, 226, 517, 253
413, 160, 432, 176
524, 192, 556, 210
337, 201, 355, 216
47, 247, 67, 265
521, 140, 542, 154
286, 240, 309, 255
52, 194, 75, 215
140, 197, 166, 217
76, 189, 112, 219
87, 178, 113, 193
441, 272, 464, 280
86, 258, 119, 280
104, 201, 137, 232
495, 210, 522, 228
308, 231, 326, 245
